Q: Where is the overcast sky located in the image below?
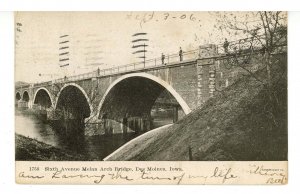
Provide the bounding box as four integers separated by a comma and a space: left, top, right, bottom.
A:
15, 12, 260, 83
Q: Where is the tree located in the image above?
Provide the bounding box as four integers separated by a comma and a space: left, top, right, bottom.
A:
213, 11, 287, 87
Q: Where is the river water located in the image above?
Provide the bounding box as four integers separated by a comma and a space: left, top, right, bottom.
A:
15, 109, 172, 160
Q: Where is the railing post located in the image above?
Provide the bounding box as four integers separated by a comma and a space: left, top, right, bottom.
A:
168, 55, 169, 63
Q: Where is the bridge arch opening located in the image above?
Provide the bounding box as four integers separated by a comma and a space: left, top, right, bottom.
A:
16, 92, 21, 101
22, 91, 29, 102
55, 84, 92, 120
97, 73, 191, 134
33, 88, 53, 109
54, 84, 92, 137
15, 92, 21, 107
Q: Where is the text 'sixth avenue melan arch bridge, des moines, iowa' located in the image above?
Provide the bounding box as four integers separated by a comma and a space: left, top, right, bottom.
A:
15, 37, 287, 136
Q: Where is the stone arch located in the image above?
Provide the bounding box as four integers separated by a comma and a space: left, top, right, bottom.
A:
22, 91, 29, 102
96, 72, 191, 119
33, 87, 54, 108
55, 83, 93, 118
16, 92, 21, 101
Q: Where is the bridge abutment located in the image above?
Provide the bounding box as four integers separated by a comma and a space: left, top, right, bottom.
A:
196, 44, 218, 107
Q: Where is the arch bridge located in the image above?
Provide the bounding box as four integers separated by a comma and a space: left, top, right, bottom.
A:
16, 41, 282, 136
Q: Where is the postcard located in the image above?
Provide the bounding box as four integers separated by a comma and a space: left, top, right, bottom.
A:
15, 11, 287, 184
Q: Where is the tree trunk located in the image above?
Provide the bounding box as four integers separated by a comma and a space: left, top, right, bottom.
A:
264, 51, 272, 87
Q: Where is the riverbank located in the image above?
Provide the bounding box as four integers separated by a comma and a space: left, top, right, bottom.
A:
15, 134, 88, 161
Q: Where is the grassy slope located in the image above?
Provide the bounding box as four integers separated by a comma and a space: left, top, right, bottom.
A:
15, 134, 88, 161
108, 63, 287, 161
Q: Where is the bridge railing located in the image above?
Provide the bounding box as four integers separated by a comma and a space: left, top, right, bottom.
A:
125, 49, 197, 67
33, 81, 52, 88
92, 49, 199, 77
33, 39, 259, 86
215, 35, 265, 55
15, 84, 31, 90
67, 71, 97, 82
32, 34, 287, 87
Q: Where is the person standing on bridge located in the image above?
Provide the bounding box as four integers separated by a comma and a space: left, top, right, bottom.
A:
223, 38, 229, 54
179, 47, 183, 61
161, 53, 165, 65
97, 67, 100, 76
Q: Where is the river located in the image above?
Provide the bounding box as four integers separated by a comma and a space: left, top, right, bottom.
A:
15, 109, 173, 160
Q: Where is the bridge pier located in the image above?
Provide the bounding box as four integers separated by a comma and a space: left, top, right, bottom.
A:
17, 100, 29, 109
104, 120, 113, 135
126, 116, 152, 134
63, 119, 85, 137
30, 104, 48, 121
173, 106, 179, 123
122, 117, 128, 135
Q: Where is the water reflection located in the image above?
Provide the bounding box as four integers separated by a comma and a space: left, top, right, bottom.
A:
15, 109, 60, 147
15, 109, 172, 160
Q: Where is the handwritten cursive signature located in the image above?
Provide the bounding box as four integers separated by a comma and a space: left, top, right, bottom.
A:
249, 165, 285, 176
249, 165, 287, 184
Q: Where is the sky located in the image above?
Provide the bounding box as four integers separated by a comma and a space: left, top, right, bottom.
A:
15, 11, 265, 83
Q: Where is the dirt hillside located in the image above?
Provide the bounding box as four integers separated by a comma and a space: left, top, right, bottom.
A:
107, 62, 287, 161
